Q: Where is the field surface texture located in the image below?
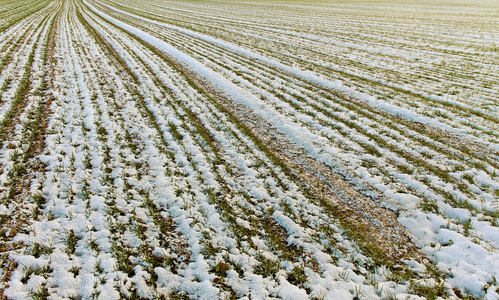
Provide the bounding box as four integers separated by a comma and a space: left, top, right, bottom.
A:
0, 0, 498, 299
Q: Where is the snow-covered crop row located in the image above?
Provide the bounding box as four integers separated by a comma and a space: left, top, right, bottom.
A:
1, 0, 498, 299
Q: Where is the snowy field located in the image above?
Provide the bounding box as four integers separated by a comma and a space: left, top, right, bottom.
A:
0, 0, 498, 298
